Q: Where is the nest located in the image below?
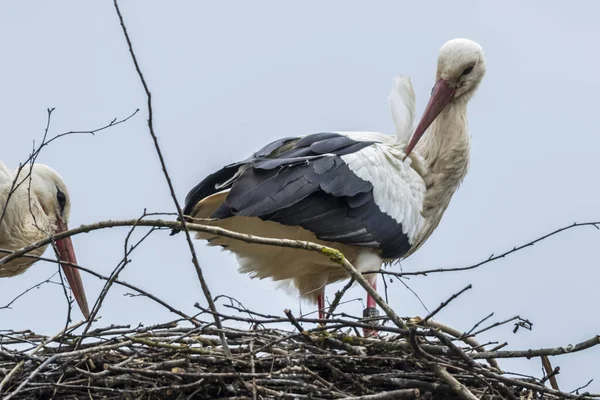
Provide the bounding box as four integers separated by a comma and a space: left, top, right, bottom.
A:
0, 307, 594, 400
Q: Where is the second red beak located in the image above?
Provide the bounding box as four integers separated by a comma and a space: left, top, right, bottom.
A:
55, 219, 90, 319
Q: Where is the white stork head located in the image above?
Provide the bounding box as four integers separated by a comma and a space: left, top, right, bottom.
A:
436, 38, 486, 99
16, 164, 89, 318
25, 164, 73, 227
404, 38, 486, 157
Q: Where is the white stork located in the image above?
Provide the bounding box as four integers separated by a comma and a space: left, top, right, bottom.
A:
179, 38, 486, 325
0, 162, 90, 318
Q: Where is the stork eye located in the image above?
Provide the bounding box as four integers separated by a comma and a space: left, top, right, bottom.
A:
461, 66, 474, 76
57, 190, 66, 213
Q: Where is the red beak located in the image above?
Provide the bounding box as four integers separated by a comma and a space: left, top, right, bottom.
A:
55, 219, 90, 319
404, 79, 456, 158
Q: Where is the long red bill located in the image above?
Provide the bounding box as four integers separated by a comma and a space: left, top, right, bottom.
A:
55, 220, 90, 318
404, 78, 456, 158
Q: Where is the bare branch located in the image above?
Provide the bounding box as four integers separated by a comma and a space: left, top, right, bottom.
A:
0, 108, 139, 228
541, 355, 560, 390
420, 284, 471, 325
469, 335, 600, 359
339, 389, 421, 400
376, 221, 600, 278
81, 210, 158, 336
326, 278, 355, 319
0, 272, 60, 311
429, 363, 479, 400
112, 0, 230, 358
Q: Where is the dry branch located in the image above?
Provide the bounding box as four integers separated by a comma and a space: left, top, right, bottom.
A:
374, 221, 600, 278
112, 0, 231, 358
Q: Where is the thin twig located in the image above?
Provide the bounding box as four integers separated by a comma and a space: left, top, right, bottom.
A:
326, 278, 355, 319
420, 285, 471, 325
541, 355, 560, 390
112, 0, 231, 358
376, 221, 600, 277
0, 108, 138, 229
469, 335, 600, 359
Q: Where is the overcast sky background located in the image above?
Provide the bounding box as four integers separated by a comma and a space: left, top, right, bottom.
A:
1, 0, 599, 392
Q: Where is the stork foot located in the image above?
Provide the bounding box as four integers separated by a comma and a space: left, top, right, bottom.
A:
362, 306, 380, 337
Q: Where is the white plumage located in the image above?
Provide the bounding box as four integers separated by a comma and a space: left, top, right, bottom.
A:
339, 135, 426, 242
389, 75, 416, 144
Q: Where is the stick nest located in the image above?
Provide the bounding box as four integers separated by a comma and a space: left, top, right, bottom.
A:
0, 313, 593, 400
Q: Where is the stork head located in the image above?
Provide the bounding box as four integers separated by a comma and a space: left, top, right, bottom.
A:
21, 164, 90, 318
436, 38, 486, 98
28, 164, 72, 226
404, 38, 486, 157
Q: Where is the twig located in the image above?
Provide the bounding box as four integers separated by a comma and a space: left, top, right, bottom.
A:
474, 366, 589, 399
249, 336, 257, 400
540, 367, 560, 390
82, 211, 157, 336
284, 309, 308, 334
463, 312, 494, 337
429, 330, 476, 367
420, 285, 471, 325
396, 277, 430, 314
0, 108, 138, 229
76, 263, 200, 326
540, 359, 560, 389
374, 221, 600, 277
469, 335, 600, 359
112, 0, 231, 358
0, 251, 202, 326
489, 342, 508, 352
571, 379, 594, 394
469, 315, 526, 338
420, 319, 500, 370
429, 363, 478, 400
326, 278, 355, 319
0, 272, 60, 310
339, 389, 420, 399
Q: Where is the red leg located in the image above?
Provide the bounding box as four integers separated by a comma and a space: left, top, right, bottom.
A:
363, 274, 379, 337
366, 275, 377, 309
317, 290, 325, 320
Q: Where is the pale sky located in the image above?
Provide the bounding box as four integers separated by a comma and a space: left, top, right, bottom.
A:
1, 1, 599, 392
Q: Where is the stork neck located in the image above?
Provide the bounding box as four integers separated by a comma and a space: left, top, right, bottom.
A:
416, 98, 470, 173
414, 97, 471, 223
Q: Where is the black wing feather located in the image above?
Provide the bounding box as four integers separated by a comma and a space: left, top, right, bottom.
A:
181, 164, 241, 217
182, 132, 412, 258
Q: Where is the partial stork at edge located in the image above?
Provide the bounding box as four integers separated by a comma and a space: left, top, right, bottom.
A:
0, 162, 90, 318
178, 38, 486, 332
